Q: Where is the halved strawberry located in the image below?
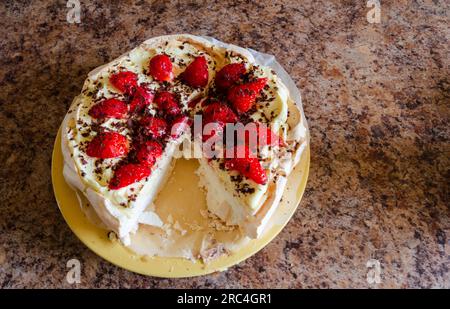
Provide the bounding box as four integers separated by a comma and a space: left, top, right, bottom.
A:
149, 54, 173, 82
227, 78, 268, 114
86, 132, 129, 158
182, 56, 208, 88
170, 115, 191, 138
139, 116, 168, 139
88, 98, 128, 119
110, 71, 138, 95
129, 86, 154, 114
135, 140, 163, 167
108, 163, 151, 190
203, 101, 238, 124
215, 63, 246, 90
154, 91, 181, 116
224, 145, 267, 185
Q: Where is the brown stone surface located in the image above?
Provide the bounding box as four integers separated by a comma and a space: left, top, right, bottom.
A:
0, 0, 448, 288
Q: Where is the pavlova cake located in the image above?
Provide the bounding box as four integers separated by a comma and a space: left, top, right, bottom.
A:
61, 34, 307, 251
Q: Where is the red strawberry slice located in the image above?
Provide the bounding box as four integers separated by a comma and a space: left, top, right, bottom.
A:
203, 102, 238, 124
129, 86, 154, 114
149, 54, 173, 82
140, 116, 168, 138
224, 145, 267, 185
135, 140, 163, 167
183, 56, 209, 88
227, 78, 268, 114
86, 132, 129, 159
170, 115, 191, 138
154, 91, 181, 116
88, 98, 128, 119
215, 63, 246, 90
110, 71, 138, 95
108, 163, 151, 190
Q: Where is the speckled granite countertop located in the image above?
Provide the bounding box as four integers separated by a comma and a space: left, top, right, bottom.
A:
0, 0, 448, 288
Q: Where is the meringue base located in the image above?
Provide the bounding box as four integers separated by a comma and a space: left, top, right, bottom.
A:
52, 128, 310, 277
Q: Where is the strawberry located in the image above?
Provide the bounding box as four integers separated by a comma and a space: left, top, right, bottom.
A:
227, 78, 268, 114
201, 102, 237, 143
129, 86, 154, 114
86, 132, 129, 158
135, 140, 163, 167
201, 97, 212, 107
154, 91, 181, 116
187, 96, 203, 109
88, 98, 128, 119
139, 116, 168, 138
108, 163, 151, 190
256, 124, 285, 147
224, 145, 267, 185
238, 122, 285, 150
202, 121, 224, 142
202, 122, 224, 160
170, 115, 191, 138
182, 56, 209, 88
110, 71, 138, 95
203, 102, 238, 124
149, 54, 173, 82
215, 63, 246, 90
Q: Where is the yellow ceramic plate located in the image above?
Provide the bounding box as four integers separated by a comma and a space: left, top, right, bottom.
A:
52, 127, 309, 278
